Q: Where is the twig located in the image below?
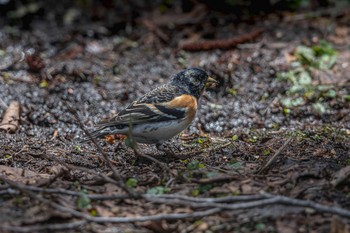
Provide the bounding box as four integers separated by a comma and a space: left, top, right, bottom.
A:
32, 152, 126, 187
180, 28, 264, 51
284, 7, 350, 22
152, 193, 270, 203
145, 194, 350, 218
191, 175, 240, 184
86, 208, 222, 223
133, 148, 175, 177
67, 105, 137, 197
257, 133, 295, 174
264, 194, 350, 219
0, 220, 86, 233
0, 174, 90, 218
0, 183, 267, 202
0, 98, 8, 110
1, 185, 130, 200
0, 174, 222, 223
0, 101, 20, 133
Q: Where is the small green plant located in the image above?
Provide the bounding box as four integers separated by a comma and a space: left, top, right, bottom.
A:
228, 160, 243, 170
248, 135, 258, 143
262, 149, 271, 156
277, 41, 338, 114
227, 88, 237, 95
346, 158, 350, 166
187, 160, 206, 170
177, 50, 189, 66
93, 76, 102, 85
344, 95, 350, 102
39, 80, 49, 88
147, 186, 170, 195
255, 223, 266, 231
74, 145, 82, 153
197, 137, 208, 144
89, 209, 98, 216
231, 135, 238, 141
76, 189, 91, 209
295, 41, 337, 69
191, 184, 212, 196
126, 178, 138, 188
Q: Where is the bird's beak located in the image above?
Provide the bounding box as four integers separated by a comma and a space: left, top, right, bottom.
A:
206, 76, 218, 88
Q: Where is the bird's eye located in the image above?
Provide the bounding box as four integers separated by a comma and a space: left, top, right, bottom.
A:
190, 77, 200, 86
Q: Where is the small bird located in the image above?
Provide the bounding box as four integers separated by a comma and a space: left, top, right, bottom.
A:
81, 68, 216, 145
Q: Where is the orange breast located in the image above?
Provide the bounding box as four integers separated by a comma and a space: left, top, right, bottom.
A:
167, 94, 198, 122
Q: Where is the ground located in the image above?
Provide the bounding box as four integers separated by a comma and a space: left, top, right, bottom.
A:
0, 3, 350, 233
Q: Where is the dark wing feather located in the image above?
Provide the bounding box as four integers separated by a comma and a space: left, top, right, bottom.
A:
96, 84, 186, 128
137, 84, 182, 104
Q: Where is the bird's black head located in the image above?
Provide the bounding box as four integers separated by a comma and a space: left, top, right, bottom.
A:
171, 68, 209, 99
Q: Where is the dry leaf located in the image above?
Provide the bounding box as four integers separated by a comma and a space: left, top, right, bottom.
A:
331, 166, 350, 187
0, 165, 52, 185
330, 216, 350, 233
0, 101, 20, 133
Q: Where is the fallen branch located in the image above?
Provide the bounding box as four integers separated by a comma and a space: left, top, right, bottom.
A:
0, 182, 267, 202
86, 207, 222, 223
2, 174, 350, 221
146, 193, 350, 219
0, 220, 86, 233
0, 173, 222, 223
284, 7, 350, 22
0, 101, 20, 133
180, 28, 264, 51
331, 166, 350, 187
1, 185, 130, 200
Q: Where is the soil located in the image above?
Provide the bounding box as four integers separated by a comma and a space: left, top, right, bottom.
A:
0, 3, 350, 233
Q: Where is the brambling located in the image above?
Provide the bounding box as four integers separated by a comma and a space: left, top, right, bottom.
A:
81, 68, 216, 145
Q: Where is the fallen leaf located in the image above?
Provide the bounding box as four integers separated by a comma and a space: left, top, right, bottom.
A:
331, 166, 350, 187
47, 165, 67, 176
330, 216, 350, 233
0, 101, 20, 133
95, 205, 115, 217
0, 165, 52, 185
276, 220, 297, 233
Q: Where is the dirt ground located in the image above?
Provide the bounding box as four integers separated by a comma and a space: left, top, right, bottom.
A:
0, 3, 350, 233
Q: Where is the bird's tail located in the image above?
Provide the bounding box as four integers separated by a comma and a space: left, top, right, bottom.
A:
79, 126, 124, 143
79, 127, 110, 143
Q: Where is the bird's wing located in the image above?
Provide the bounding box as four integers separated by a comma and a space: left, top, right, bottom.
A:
137, 83, 181, 104
95, 84, 187, 128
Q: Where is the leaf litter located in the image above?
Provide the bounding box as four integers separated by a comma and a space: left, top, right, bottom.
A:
0, 4, 350, 232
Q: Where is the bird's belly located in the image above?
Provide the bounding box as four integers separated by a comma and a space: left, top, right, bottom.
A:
130, 119, 191, 144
